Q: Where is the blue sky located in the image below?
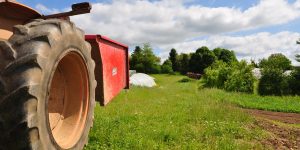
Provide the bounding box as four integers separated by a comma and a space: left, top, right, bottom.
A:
19, 0, 300, 65
21, 0, 295, 13
20, 0, 300, 35
20, 0, 263, 14
22, 0, 300, 34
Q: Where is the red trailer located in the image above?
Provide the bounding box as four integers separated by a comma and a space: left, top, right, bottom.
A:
86, 35, 129, 106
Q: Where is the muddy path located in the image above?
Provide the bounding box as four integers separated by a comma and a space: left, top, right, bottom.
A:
245, 109, 300, 150
245, 109, 300, 124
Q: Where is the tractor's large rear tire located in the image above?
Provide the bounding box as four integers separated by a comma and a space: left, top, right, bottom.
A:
0, 19, 96, 150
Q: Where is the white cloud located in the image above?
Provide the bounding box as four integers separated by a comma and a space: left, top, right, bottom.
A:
160, 32, 300, 65
36, 0, 300, 65
71, 0, 300, 46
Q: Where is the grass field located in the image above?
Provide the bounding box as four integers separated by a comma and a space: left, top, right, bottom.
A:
201, 88, 300, 113
84, 74, 299, 150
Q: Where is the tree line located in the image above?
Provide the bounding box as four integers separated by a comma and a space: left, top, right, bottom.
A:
130, 44, 237, 74
129, 43, 300, 96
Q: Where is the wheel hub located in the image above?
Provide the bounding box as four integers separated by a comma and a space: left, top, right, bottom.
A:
48, 52, 89, 149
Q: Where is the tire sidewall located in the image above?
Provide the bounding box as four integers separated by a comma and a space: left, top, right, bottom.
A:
37, 33, 94, 150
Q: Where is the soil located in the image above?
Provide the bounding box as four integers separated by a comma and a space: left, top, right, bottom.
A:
245, 109, 300, 150
246, 109, 300, 124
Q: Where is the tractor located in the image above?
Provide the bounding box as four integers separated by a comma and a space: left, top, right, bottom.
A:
0, 1, 129, 150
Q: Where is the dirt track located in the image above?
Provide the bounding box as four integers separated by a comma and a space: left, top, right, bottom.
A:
245, 109, 300, 150
246, 109, 300, 124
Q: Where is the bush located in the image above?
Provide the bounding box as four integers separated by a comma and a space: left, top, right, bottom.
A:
288, 69, 300, 95
150, 64, 161, 74
258, 68, 287, 96
161, 60, 173, 74
258, 68, 300, 96
257, 53, 294, 96
202, 61, 231, 88
224, 61, 255, 93
202, 61, 255, 93
135, 63, 145, 73
178, 77, 193, 83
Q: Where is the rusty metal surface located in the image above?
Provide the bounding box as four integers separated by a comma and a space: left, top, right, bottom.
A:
0, 16, 18, 40
85, 35, 129, 106
0, 1, 41, 20
0, 1, 41, 40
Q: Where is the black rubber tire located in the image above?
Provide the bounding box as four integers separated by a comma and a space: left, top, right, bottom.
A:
0, 19, 96, 150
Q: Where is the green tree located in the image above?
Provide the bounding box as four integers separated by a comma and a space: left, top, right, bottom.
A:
130, 46, 143, 71
259, 53, 292, 71
224, 61, 255, 93
258, 53, 292, 96
189, 46, 216, 74
203, 61, 255, 93
129, 44, 161, 74
203, 61, 231, 88
169, 48, 179, 72
250, 59, 259, 68
258, 68, 287, 96
212, 48, 222, 59
288, 69, 300, 95
213, 48, 237, 64
135, 63, 145, 73
161, 60, 173, 74
142, 43, 161, 74
178, 53, 190, 75
290, 44, 300, 95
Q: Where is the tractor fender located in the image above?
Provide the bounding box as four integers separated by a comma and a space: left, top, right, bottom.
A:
0, 1, 41, 40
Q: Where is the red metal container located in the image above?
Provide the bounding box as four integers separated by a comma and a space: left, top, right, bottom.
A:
85, 35, 129, 106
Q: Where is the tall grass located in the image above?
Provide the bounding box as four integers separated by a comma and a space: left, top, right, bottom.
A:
85, 75, 268, 150
204, 88, 300, 113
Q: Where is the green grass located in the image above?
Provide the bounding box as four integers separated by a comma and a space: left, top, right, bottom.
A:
203, 88, 300, 113
85, 75, 271, 150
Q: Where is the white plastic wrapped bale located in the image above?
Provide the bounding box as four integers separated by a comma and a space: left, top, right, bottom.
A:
252, 68, 261, 79
130, 73, 156, 87
284, 70, 292, 76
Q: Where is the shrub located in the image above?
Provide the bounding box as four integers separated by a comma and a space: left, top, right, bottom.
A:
150, 64, 161, 74
257, 53, 294, 96
258, 68, 287, 96
135, 63, 145, 73
258, 68, 300, 96
288, 69, 300, 95
202, 61, 255, 93
202, 61, 231, 88
161, 60, 173, 74
178, 77, 193, 83
224, 61, 255, 93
